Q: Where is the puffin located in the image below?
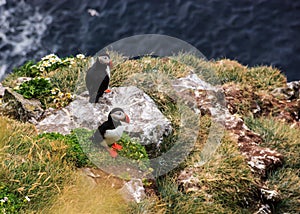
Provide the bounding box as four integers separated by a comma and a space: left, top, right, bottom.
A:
91, 107, 130, 157
85, 53, 113, 103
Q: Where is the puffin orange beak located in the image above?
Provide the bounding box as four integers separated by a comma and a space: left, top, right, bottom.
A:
125, 114, 130, 123
109, 60, 113, 69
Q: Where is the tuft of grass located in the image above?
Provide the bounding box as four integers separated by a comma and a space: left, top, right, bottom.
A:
43, 171, 128, 214
244, 116, 300, 168
198, 59, 287, 91
245, 66, 287, 91
37, 131, 93, 168
211, 59, 247, 84
244, 116, 300, 213
110, 56, 191, 87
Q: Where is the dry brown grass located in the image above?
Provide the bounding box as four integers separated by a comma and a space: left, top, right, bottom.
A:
43, 171, 128, 214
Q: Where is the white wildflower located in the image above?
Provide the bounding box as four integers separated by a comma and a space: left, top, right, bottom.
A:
39, 67, 45, 72
58, 92, 64, 98
51, 88, 59, 95
25, 196, 30, 202
42, 53, 60, 62
42, 61, 51, 67
76, 54, 85, 59
3, 197, 8, 202
49, 58, 57, 64
69, 58, 75, 65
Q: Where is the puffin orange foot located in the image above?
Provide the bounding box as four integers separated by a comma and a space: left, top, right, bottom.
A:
104, 89, 111, 93
112, 143, 123, 151
109, 148, 118, 158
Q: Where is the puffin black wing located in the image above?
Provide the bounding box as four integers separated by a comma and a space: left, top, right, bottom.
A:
85, 59, 109, 103
94, 75, 109, 103
90, 119, 119, 146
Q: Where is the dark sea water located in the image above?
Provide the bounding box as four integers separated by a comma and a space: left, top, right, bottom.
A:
1, 0, 300, 81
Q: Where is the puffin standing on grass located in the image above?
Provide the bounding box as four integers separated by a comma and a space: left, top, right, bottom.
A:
85, 53, 113, 103
91, 108, 130, 157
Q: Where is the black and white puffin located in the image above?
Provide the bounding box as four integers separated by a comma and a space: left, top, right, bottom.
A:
85, 53, 113, 103
91, 107, 130, 157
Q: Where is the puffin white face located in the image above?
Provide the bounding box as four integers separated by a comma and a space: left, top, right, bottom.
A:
98, 55, 111, 65
110, 110, 130, 123
98, 54, 113, 77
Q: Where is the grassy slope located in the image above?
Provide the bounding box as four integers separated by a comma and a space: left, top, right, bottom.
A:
0, 116, 129, 213
0, 53, 299, 213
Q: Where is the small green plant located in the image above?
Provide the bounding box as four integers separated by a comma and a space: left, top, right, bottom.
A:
15, 78, 53, 108
118, 134, 148, 161
16, 78, 52, 99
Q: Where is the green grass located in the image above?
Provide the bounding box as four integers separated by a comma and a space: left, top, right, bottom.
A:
0, 116, 76, 213
198, 59, 287, 91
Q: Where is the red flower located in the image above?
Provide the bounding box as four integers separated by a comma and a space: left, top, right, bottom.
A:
112, 143, 123, 151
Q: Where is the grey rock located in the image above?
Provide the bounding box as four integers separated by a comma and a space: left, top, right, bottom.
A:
2, 88, 44, 123
287, 80, 300, 99
254, 204, 272, 214
118, 178, 146, 203
0, 83, 6, 98
260, 188, 280, 202
37, 86, 172, 146
173, 74, 283, 177
271, 80, 300, 100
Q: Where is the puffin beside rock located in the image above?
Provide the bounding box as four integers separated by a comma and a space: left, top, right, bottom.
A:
85, 53, 113, 103
91, 107, 130, 157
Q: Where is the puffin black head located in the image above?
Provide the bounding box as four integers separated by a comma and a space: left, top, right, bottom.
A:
97, 54, 113, 68
108, 108, 130, 126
